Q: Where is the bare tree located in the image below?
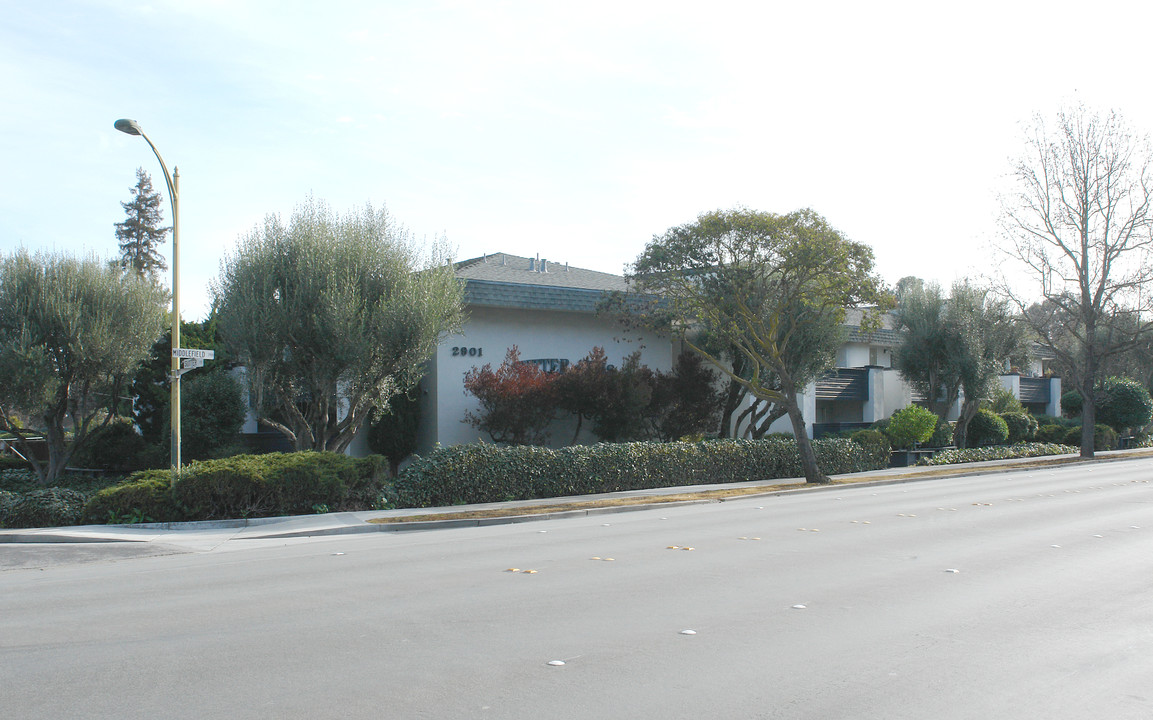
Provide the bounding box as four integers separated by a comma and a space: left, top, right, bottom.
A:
998, 105, 1153, 457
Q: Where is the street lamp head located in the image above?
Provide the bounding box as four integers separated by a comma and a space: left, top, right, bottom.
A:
114, 118, 143, 136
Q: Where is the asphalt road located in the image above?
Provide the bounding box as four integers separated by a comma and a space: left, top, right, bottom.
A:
3, 458, 1152, 719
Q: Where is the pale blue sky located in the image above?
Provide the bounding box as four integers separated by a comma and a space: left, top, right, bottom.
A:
4, 1, 1153, 319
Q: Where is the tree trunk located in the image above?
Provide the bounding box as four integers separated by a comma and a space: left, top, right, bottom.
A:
1080, 387, 1097, 459
750, 404, 788, 439
952, 398, 979, 449
1080, 355, 1098, 458
717, 377, 745, 439
785, 400, 827, 483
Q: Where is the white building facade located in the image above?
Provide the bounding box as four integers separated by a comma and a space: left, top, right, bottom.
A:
237, 252, 1062, 455
414, 253, 677, 453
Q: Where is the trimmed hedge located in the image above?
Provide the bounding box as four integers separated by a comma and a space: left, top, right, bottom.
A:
83, 470, 183, 523
393, 438, 885, 508
849, 429, 891, 466
84, 452, 389, 523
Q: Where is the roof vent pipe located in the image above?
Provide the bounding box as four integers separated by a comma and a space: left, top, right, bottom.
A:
542, 259, 548, 273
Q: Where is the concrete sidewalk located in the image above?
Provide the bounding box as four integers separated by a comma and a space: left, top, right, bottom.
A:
2, 448, 1148, 549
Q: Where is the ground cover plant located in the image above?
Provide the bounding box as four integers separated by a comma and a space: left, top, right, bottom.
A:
0, 465, 123, 528
919, 442, 1078, 466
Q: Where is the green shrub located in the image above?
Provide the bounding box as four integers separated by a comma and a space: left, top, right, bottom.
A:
1000, 412, 1038, 444
869, 418, 890, 433
179, 371, 248, 461
0, 487, 90, 528
986, 387, 1026, 415
0, 455, 31, 472
1061, 424, 1119, 451
1095, 424, 1119, 450
83, 470, 182, 523
83, 452, 388, 523
849, 429, 891, 466
368, 390, 420, 475
1036, 424, 1068, 443
0, 489, 17, 527
1062, 426, 1080, 446
174, 453, 379, 520
926, 419, 954, 448
68, 418, 149, 473
884, 406, 938, 450
1061, 390, 1083, 418
1097, 376, 1153, 432
966, 409, 1009, 447
0, 468, 39, 492
1034, 414, 1078, 429
919, 442, 1078, 466
393, 438, 885, 508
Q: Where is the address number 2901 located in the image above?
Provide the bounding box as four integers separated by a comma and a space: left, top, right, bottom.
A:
452, 346, 483, 357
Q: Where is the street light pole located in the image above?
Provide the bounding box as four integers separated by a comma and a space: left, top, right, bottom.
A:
114, 118, 181, 470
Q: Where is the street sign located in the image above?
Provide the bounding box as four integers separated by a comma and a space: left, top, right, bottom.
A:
172, 348, 214, 360
181, 357, 204, 369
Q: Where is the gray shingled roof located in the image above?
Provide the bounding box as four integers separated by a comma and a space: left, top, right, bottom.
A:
845, 325, 903, 347
455, 252, 629, 292
463, 280, 617, 313
456, 252, 629, 313
455, 254, 903, 345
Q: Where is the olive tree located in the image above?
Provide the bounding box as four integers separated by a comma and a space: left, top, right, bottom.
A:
896, 280, 1030, 447
999, 105, 1153, 457
0, 250, 166, 485
631, 208, 889, 483
893, 280, 961, 420
215, 198, 463, 453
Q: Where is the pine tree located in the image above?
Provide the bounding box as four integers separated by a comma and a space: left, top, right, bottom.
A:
115, 167, 170, 281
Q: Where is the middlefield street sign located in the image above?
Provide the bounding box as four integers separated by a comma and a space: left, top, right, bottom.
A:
172, 348, 215, 360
